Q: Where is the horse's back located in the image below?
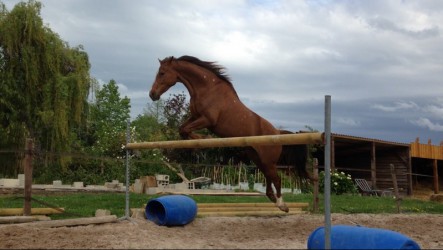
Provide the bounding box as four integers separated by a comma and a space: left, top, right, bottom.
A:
212, 99, 279, 138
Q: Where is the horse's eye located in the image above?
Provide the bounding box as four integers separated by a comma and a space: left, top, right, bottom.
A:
159, 72, 165, 77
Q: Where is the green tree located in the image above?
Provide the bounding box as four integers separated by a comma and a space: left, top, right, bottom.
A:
0, 0, 91, 175
89, 79, 130, 157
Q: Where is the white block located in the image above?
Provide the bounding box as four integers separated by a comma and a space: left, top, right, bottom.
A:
1, 179, 19, 187
53, 180, 62, 187
73, 182, 84, 188
133, 182, 144, 194
18, 174, 25, 187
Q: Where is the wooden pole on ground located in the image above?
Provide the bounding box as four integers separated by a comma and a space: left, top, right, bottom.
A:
18, 215, 118, 228
23, 138, 34, 216
0, 207, 64, 216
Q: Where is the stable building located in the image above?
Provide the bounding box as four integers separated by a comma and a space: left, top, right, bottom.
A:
313, 133, 442, 196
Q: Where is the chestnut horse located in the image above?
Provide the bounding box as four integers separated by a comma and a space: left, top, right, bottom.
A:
149, 56, 308, 212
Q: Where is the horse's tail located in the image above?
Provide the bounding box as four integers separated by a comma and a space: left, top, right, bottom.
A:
278, 130, 314, 181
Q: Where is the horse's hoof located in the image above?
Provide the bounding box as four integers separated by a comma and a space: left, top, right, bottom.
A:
278, 205, 289, 213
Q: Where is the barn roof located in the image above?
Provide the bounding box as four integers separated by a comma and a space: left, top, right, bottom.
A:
331, 133, 410, 147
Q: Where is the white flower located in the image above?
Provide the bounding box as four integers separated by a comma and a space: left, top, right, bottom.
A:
334, 182, 338, 186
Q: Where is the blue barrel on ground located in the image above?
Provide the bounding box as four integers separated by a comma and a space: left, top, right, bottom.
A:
307, 225, 421, 249
145, 195, 197, 226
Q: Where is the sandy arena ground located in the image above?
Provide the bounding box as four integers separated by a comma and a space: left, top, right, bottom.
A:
0, 213, 442, 249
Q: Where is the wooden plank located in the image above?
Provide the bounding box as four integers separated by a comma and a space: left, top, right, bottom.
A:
198, 207, 303, 212
159, 191, 265, 196
0, 216, 50, 224
198, 210, 306, 217
19, 215, 117, 228
0, 216, 37, 224
0, 207, 64, 216
126, 132, 324, 150
197, 202, 309, 208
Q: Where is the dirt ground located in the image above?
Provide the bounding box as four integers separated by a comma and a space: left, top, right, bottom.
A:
0, 213, 442, 249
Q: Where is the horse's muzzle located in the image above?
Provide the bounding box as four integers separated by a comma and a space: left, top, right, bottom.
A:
149, 91, 159, 101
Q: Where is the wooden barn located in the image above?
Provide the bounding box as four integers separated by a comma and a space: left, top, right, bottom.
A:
410, 138, 443, 195
312, 133, 443, 196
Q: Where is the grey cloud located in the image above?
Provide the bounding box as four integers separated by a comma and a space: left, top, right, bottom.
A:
371, 101, 419, 112
368, 17, 440, 39
3, 0, 443, 144
411, 118, 443, 132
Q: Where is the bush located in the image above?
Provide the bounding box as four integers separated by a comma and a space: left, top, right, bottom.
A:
319, 170, 357, 195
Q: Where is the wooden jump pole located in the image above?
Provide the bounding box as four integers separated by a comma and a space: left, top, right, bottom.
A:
126, 132, 324, 150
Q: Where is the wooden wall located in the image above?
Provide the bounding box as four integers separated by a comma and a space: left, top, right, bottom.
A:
411, 139, 443, 160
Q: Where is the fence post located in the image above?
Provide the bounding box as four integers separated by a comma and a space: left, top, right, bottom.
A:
390, 164, 402, 213
433, 159, 439, 194
23, 138, 34, 216
312, 158, 319, 213
124, 119, 131, 219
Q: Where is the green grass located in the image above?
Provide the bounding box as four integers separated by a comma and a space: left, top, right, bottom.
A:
1, 193, 442, 220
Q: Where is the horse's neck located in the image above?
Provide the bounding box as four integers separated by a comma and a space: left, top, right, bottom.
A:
175, 63, 220, 99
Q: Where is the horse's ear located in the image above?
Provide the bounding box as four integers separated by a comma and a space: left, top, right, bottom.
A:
158, 58, 161, 63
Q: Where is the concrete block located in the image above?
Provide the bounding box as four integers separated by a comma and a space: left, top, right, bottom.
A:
155, 174, 169, 181
105, 182, 118, 189
1, 179, 19, 187
73, 182, 84, 188
133, 182, 144, 194
112, 180, 119, 184
53, 180, 62, 187
174, 182, 188, 190
140, 176, 157, 187
145, 187, 161, 195
18, 174, 25, 187
95, 209, 111, 217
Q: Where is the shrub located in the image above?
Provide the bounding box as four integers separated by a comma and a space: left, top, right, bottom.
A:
319, 170, 357, 195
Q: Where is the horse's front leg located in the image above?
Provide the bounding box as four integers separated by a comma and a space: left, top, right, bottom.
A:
264, 170, 289, 213
273, 177, 289, 213
260, 164, 289, 213
179, 116, 212, 139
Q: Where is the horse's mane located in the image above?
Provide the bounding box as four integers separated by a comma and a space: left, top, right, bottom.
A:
174, 55, 238, 96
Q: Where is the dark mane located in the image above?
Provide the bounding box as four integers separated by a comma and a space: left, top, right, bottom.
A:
177, 55, 235, 90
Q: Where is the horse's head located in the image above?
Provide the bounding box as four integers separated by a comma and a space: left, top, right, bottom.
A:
149, 56, 179, 101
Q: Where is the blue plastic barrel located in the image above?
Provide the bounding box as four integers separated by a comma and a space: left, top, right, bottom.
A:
307, 225, 421, 249
145, 195, 197, 226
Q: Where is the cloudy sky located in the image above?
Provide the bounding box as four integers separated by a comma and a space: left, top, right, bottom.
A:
4, 0, 443, 144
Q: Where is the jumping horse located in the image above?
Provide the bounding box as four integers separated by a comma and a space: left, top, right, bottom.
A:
149, 56, 309, 212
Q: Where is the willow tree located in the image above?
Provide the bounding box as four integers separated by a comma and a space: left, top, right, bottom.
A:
0, 0, 91, 174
